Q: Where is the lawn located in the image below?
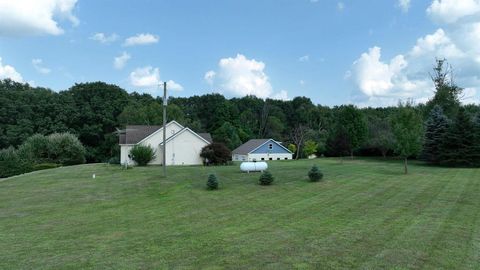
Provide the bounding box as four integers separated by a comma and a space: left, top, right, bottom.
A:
1, 158, 480, 269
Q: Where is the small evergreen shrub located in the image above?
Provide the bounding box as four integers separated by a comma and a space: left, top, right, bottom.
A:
130, 145, 156, 166
206, 174, 219, 190
259, 170, 274, 186
308, 165, 324, 182
33, 163, 61, 171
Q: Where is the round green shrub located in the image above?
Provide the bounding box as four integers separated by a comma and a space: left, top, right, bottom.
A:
130, 145, 156, 166
308, 165, 323, 182
259, 170, 274, 186
18, 134, 49, 164
206, 174, 219, 190
47, 133, 86, 165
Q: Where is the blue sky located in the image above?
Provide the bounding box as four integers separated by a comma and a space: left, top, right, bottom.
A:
0, 0, 479, 107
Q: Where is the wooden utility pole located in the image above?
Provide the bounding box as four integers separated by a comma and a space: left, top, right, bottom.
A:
162, 82, 167, 177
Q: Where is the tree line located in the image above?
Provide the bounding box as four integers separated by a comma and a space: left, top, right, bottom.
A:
1, 59, 479, 170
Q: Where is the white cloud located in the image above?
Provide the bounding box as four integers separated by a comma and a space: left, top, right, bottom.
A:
337, 2, 345, 11
463, 87, 479, 104
348, 0, 480, 106
398, 0, 411, 12
113, 52, 131, 70
205, 54, 289, 99
123, 33, 159, 46
427, 0, 480, 24
129, 66, 183, 93
410, 29, 465, 58
352, 47, 408, 97
0, 57, 23, 82
272, 90, 289, 100
0, 0, 79, 36
90, 33, 118, 44
166, 80, 183, 91
32, 59, 51, 74
204, 70, 216, 85
300, 80, 306, 86
130, 66, 160, 88
299, 55, 310, 62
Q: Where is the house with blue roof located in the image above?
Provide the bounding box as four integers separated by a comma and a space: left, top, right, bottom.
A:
232, 139, 293, 162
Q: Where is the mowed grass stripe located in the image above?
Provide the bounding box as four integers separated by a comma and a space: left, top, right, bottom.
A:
1, 159, 479, 269
361, 169, 472, 269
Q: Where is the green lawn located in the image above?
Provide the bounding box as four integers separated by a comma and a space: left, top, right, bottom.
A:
1, 158, 480, 269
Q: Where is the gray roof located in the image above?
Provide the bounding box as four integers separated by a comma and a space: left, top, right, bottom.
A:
198, 133, 213, 143
119, 125, 163, 144
119, 124, 212, 145
232, 139, 270, 155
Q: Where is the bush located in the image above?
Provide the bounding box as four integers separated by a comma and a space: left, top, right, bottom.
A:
48, 133, 86, 165
130, 145, 156, 166
0, 147, 31, 178
308, 165, 323, 182
19, 134, 50, 164
33, 163, 61, 171
108, 156, 120, 165
18, 133, 86, 166
200, 143, 231, 165
259, 170, 274, 186
206, 174, 219, 190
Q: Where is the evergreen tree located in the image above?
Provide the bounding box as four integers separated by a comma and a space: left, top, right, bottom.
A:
438, 108, 477, 166
474, 114, 480, 165
421, 105, 449, 164
425, 59, 462, 118
206, 174, 219, 190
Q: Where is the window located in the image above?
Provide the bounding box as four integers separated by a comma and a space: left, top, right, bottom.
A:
277, 158, 280, 160
284, 158, 288, 160
269, 158, 273, 161
261, 158, 265, 161
268, 143, 273, 150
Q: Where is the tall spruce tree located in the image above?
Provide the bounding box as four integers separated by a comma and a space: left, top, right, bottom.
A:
425, 59, 462, 119
421, 105, 449, 164
473, 114, 480, 165
438, 108, 477, 166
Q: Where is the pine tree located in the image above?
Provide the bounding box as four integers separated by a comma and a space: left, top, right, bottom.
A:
473, 114, 480, 166
421, 105, 449, 164
308, 165, 323, 182
206, 174, 219, 190
438, 108, 477, 167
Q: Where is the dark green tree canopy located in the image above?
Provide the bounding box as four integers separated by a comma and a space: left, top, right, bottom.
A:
438, 108, 478, 166
421, 105, 450, 164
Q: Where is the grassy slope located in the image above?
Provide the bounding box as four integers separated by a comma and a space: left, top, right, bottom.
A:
1, 159, 480, 269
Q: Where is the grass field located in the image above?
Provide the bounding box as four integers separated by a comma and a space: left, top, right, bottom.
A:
1, 158, 480, 269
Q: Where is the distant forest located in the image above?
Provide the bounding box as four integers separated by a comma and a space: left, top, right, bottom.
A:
1, 61, 479, 163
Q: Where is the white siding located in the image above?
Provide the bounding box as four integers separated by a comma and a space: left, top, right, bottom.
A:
119, 122, 208, 166
247, 153, 292, 161
232, 154, 248, 161
157, 130, 208, 165
120, 145, 134, 165
141, 122, 184, 165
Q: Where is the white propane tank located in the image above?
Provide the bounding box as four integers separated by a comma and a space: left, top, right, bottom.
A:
240, 162, 268, 173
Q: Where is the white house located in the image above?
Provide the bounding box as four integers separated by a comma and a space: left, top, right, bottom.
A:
232, 139, 293, 161
119, 121, 212, 166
